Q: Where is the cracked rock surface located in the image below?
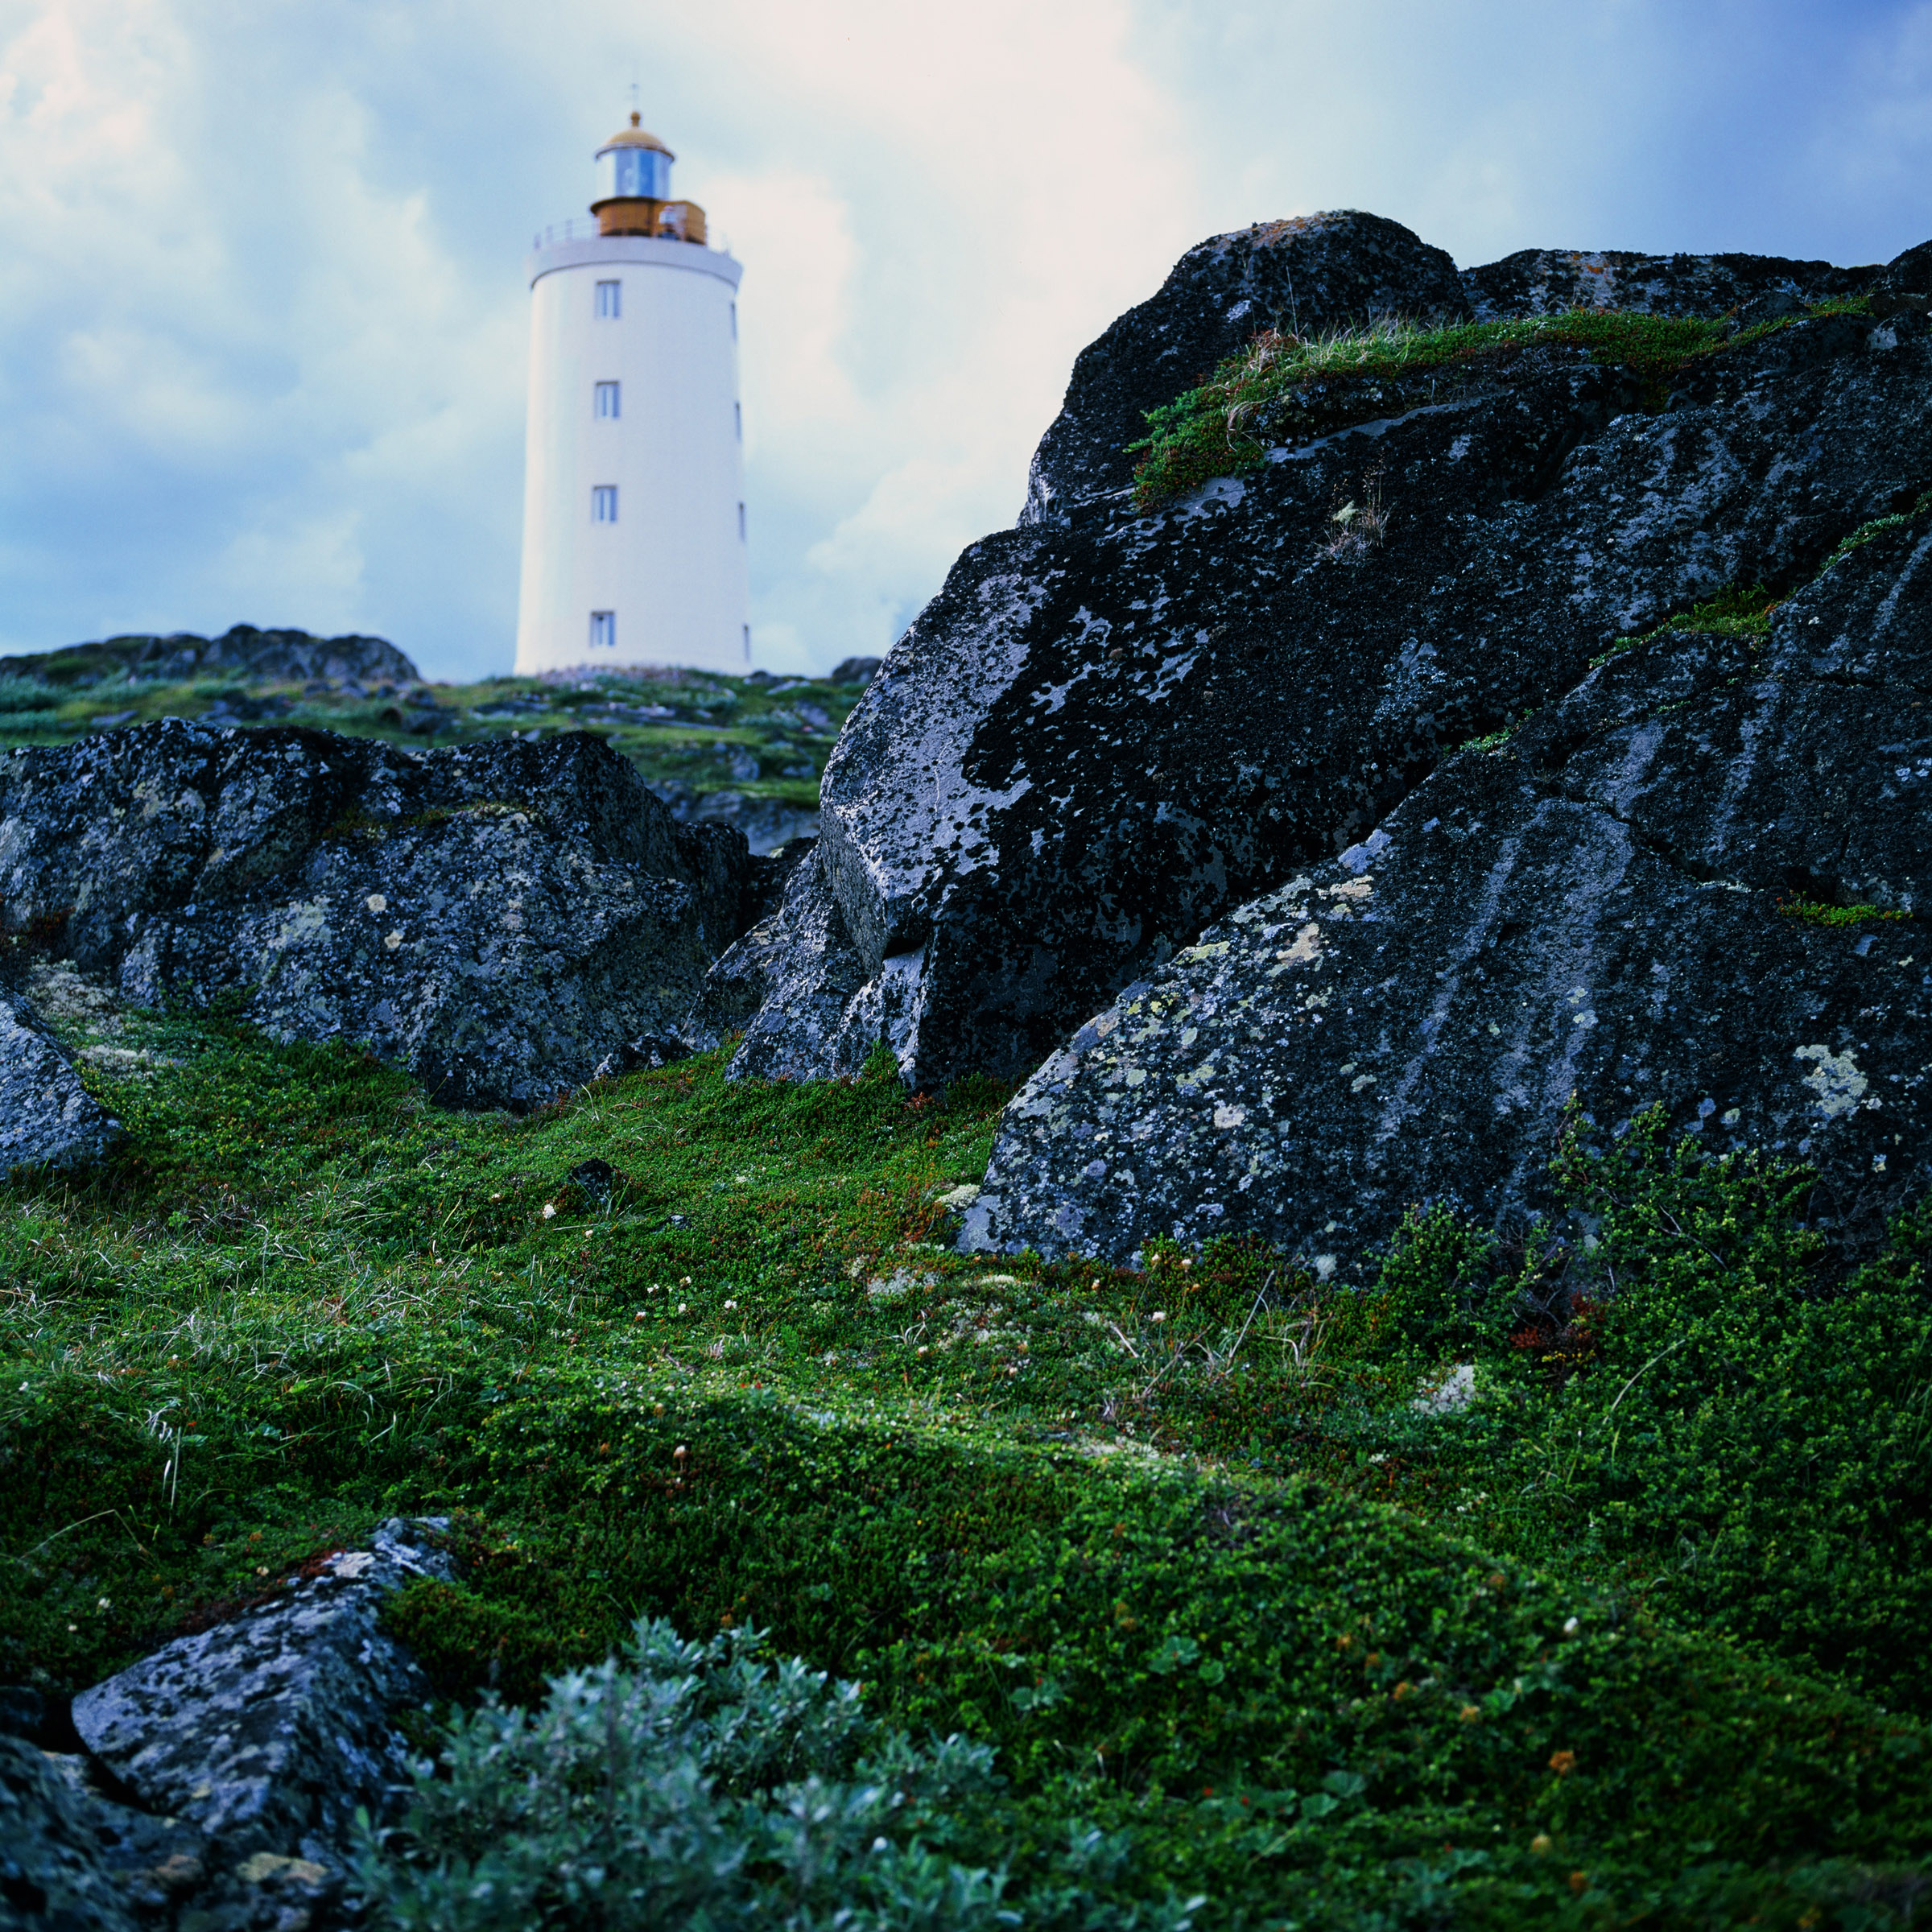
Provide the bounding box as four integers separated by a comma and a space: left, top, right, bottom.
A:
0, 987, 120, 1174
3, 1522, 449, 1931
713, 213, 1931, 1096
0, 721, 759, 1109
963, 518, 1932, 1271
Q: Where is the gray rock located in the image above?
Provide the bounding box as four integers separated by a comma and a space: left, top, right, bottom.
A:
963, 515, 1931, 1271
0, 1736, 144, 1932
724, 247, 1932, 1096
828, 656, 883, 686
687, 844, 880, 1075
0, 722, 758, 1109
1459, 246, 1877, 324
1022, 209, 1472, 525
72, 1523, 450, 1865
0, 988, 120, 1174
648, 781, 821, 857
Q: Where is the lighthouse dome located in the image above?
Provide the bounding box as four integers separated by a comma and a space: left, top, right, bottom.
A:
596, 113, 674, 201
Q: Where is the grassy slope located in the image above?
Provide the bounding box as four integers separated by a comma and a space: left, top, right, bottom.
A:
3, 989, 1929, 1929
0, 663, 865, 815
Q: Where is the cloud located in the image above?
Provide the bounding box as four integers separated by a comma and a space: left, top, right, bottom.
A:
0, 0, 1926, 679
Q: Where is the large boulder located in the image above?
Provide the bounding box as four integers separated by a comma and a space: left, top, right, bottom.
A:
712, 227, 1932, 1096
1021, 209, 1471, 524
0, 1521, 452, 1930
72, 1524, 448, 1864
0, 721, 758, 1108
961, 513, 1932, 1270
0, 988, 120, 1173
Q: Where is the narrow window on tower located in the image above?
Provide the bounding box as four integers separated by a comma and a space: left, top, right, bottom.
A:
595, 382, 620, 419
734, 401, 742, 439
729, 301, 737, 341
592, 485, 618, 522
742, 624, 751, 661
737, 502, 746, 540
590, 612, 617, 650
596, 280, 621, 319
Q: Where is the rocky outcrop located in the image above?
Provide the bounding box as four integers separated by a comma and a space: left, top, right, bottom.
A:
962, 516, 1932, 1270
0, 722, 759, 1109
712, 221, 1932, 1098
0, 988, 120, 1173
0, 624, 419, 690
1459, 246, 1877, 324
4, 1521, 448, 1931
1020, 210, 1472, 524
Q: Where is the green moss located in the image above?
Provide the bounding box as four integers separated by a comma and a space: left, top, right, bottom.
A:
1591, 581, 1784, 667
1777, 895, 1913, 927
4, 1007, 1930, 1922
1127, 308, 1804, 507
1818, 488, 1932, 573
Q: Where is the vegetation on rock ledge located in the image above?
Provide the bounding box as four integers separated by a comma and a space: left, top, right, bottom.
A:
1128, 302, 1873, 506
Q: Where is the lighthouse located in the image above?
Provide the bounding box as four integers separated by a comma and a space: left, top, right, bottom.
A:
514, 114, 749, 675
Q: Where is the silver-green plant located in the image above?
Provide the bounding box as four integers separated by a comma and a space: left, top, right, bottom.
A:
356, 1616, 1200, 1931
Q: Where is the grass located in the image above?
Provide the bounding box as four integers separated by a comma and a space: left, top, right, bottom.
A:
4, 985, 1930, 1926
1128, 301, 1871, 507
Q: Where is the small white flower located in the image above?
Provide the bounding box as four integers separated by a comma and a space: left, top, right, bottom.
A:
542, 1203, 558, 1220
678, 1302, 690, 1315
680, 1276, 692, 1286
97, 1597, 111, 1612
917, 1345, 929, 1356
1563, 1616, 1580, 1636
724, 1298, 739, 1311
1150, 1311, 1166, 1323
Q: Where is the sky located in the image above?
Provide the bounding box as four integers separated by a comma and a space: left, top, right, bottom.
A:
1, 0, 1927, 682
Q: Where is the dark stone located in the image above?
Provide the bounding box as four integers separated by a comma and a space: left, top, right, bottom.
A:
0, 1736, 144, 1932
0, 1688, 49, 1744
72, 1524, 449, 1897
1459, 246, 1879, 323
0, 988, 121, 1174
828, 656, 884, 686
566, 1158, 620, 1201
590, 1034, 692, 1082
647, 780, 819, 857
0, 1522, 455, 1931
964, 517, 1932, 1271
1732, 288, 1808, 331
0, 624, 419, 691
1022, 210, 1470, 524
0, 722, 758, 1110
1874, 237, 1932, 298
720, 281, 1931, 1096
685, 845, 879, 1075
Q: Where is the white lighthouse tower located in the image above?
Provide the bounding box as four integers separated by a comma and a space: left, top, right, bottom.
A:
514, 114, 749, 675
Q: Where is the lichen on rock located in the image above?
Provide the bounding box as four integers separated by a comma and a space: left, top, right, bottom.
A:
0, 720, 762, 1110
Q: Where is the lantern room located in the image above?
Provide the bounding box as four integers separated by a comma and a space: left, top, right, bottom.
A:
591, 113, 707, 242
